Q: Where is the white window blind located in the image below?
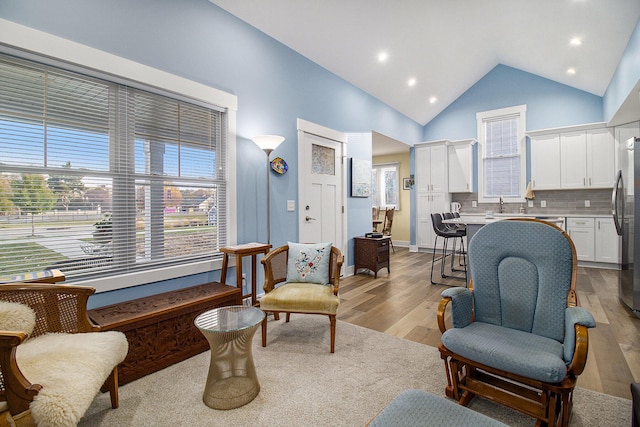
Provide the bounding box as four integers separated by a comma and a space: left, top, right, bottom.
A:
477, 105, 526, 202
0, 54, 227, 281
484, 116, 519, 197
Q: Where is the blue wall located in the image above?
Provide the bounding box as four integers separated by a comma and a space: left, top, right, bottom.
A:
0, 0, 424, 306
423, 64, 604, 142
414, 64, 606, 246
2, 2, 639, 306
346, 133, 374, 264
604, 17, 640, 123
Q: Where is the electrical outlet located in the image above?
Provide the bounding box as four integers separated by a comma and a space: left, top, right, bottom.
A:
472, 201, 477, 207
528, 200, 534, 208
540, 200, 547, 208
287, 200, 295, 212
584, 200, 590, 207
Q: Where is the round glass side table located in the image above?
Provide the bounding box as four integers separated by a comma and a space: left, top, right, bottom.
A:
194, 305, 265, 410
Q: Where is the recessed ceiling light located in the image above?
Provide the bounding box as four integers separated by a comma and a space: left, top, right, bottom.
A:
567, 68, 577, 75
570, 37, 582, 46
377, 52, 388, 62
408, 78, 417, 87
429, 96, 437, 104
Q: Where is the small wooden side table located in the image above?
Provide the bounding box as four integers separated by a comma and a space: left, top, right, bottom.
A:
220, 242, 272, 306
354, 236, 391, 278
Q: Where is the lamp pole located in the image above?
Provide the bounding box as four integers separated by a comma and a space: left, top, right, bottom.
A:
264, 148, 273, 245
251, 135, 285, 245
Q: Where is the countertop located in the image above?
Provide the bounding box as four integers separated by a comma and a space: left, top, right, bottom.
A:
450, 215, 565, 225
459, 212, 612, 219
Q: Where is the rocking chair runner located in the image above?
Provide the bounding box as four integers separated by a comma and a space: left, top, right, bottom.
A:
437, 219, 595, 427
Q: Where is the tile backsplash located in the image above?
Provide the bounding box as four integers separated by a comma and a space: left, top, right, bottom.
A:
452, 189, 612, 216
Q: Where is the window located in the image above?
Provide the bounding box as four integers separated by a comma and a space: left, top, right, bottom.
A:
0, 54, 228, 282
476, 105, 527, 203
372, 162, 399, 209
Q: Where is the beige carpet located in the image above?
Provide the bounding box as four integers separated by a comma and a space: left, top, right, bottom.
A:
79, 316, 631, 426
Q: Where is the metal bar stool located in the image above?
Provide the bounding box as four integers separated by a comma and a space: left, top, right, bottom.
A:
443, 212, 466, 270
430, 213, 467, 286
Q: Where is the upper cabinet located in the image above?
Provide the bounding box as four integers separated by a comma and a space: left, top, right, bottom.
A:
530, 134, 560, 190
561, 128, 615, 189
415, 142, 447, 193
448, 139, 476, 193
528, 123, 615, 191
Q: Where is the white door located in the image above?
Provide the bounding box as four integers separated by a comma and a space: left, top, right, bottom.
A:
297, 119, 347, 258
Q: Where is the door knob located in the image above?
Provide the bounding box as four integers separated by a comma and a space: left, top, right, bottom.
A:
305, 216, 316, 221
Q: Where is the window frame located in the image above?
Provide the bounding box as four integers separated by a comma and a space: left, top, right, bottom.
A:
372, 162, 400, 210
0, 20, 238, 293
476, 105, 527, 204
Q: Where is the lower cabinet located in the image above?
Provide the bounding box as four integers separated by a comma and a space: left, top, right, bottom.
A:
566, 217, 619, 264
416, 192, 449, 249
595, 218, 619, 263
567, 218, 595, 261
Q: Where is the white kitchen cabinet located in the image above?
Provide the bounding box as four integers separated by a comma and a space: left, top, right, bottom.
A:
528, 123, 614, 191
595, 218, 620, 264
416, 191, 448, 248
587, 128, 616, 188
448, 139, 475, 193
560, 131, 588, 189
566, 217, 620, 264
567, 217, 595, 262
415, 142, 450, 249
416, 143, 447, 193
530, 134, 560, 190
560, 128, 615, 189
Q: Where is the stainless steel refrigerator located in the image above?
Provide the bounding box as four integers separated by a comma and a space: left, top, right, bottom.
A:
613, 135, 640, 317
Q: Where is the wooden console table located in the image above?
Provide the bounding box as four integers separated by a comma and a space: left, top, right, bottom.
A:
220, 242, 271, 306
354, 236, 391, 278
88, 282, 241, 386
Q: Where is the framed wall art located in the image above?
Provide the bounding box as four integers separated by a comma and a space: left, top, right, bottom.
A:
350, 158, 371, 197
403, 177, 411, 190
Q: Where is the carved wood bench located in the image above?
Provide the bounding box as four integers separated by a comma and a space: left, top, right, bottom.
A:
88, 282, 242, 386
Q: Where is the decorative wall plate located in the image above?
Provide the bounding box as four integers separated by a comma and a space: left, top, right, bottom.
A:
271, 157, 288, 174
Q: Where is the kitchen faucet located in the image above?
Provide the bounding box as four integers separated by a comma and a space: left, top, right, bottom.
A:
499, 196, 504, 213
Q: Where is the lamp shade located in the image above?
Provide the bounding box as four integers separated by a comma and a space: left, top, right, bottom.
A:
251, 135, 285, 152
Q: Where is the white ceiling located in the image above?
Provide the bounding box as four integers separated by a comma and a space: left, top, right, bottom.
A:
210, 0, 640, 127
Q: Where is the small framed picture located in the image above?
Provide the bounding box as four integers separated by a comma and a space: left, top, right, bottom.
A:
403, 178, 411, 190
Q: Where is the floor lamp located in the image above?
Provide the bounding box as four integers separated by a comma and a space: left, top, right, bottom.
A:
251, 135, 285, 244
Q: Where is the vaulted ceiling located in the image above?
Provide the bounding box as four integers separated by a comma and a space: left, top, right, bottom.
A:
210, 0, 640, 127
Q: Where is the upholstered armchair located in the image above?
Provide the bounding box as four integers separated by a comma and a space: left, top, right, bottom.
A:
0, 283, 128, 427
260, 243, 343, 353
437, 219, 595, 427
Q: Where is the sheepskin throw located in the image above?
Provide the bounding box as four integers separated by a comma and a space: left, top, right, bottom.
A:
0, 301, 36, 336
16, 331, 128, 427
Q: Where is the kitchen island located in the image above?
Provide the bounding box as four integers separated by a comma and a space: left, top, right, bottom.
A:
443, 215, 565, 243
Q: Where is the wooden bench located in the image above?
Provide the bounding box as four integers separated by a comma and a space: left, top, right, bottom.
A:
88, 282, 242, 386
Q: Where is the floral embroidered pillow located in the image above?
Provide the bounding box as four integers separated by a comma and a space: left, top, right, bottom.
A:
286, 242, 332, 285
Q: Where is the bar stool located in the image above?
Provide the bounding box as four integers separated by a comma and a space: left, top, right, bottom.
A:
430, 213, 466, 286
443, 212, 466, 270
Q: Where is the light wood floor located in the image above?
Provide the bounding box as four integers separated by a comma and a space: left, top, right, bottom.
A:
337, 247, 640, 400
